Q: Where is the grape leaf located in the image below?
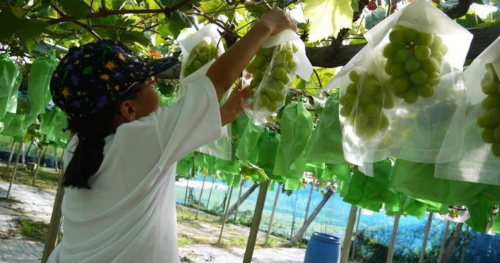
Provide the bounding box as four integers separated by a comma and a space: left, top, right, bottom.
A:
304, 0, 354, 42
158, 10, 193, 39
0, 10, 47, 42
120, 30, 151, 47
56, 0, 90, 19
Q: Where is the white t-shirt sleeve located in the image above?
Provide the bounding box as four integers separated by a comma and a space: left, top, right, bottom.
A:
154, 75, 222, 166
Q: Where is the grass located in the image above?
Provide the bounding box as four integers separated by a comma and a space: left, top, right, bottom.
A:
0, 165, 60, 190
16, 218, 62, 242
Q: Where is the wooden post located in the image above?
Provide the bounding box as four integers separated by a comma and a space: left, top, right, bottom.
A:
290, 189, 334, 245
217, 184, 234, 244
266, 183, 281, 243
41, 167, 65, 263
386, 214, 401, 263
6, 138, 15, 170
6, 141, 23, 199
418, 212, 434, 263
290, 190, 299, 240
224, 183, 259, 220
195, 175, 207, 220
233, 180, 245, 221
299, 180, 315, 243
442, 222, 463, 263
32, 146, 47, 186
340, 205, 358, 263
351, 207, 362, 259
460, 225, 469, 263
437, 220, 450, 263
243, 181, 270, 263
206, 176, 215, 209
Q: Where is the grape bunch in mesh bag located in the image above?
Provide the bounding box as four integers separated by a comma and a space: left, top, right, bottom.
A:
246, 43, 298, 113
477, 63, 500, 157
183, 39, 218, 77
339, 69, 394, 138
383, 24, 447, 103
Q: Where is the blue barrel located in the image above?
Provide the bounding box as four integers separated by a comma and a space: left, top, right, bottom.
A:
303, 232, 341, 263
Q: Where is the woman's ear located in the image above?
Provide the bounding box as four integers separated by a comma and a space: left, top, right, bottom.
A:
118, 99, 137, 122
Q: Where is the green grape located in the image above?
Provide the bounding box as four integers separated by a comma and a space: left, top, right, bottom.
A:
275, 91, 286, 101
430, 36, 443, 51
373, 113, 390, 130
385, 59, 395, 75
416, 32, 434, 46
477, 114, 493, 128
349, 70, 360, 82
283, 49, 294, 60
410, 70, 428, 85
482, 80, 498, 95
486, 108, 500, 124
439, 45, 448, 56
482, 128, 496, 143
250, 78, 261, 89
264, 88, 278, 100
414, 45, 431, 61
486, 63, 499, 82
346, 83, 358, 94
184, 40, 218, 77
390, 64, 407, 77
422, 58, 440, 73
364, 79, 381, 95
365, 104, 382, 117
482, 96, 500, 110
393, 76, 410, 93
394, 48, 412, 64
417, 84, 434, 98
389, 29, 406, 46
292, 44, 299, 53
405, 57, 422, 73
340, 93, 357, 108
404, 27, 418, 43
340, 106, 352, 117
383, 43, 398, 58
355, 111, 370, 129
357, 125, 378, 138
493, 141, 500, 157
287, 60, 297, 71
494, 126, 500, 140
404, 89, 419, 103
259, 94, 270, 107
432, 51, 444, 63
275, 66, 290, 84
267, 101, 278, 112
394, 89, 406, 99
427, 72, 441, 86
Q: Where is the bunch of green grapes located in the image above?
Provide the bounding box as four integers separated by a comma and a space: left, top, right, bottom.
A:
477, 63, 500, 157
339, 70, 394, 138
183, 39, 218, 77
383, 24, 448, 103
246, 43, 298, 112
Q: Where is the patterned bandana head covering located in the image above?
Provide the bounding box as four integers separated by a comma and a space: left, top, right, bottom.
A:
50, 40, 178, 119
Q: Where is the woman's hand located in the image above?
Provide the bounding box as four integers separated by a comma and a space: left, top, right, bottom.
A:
258, 7, 297, 36
220, 80, 252, 126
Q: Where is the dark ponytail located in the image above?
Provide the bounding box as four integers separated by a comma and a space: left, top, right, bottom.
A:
63, 87, 142, 189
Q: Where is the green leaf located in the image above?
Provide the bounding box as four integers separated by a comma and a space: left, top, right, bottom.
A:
304, 0, 354, 42
365, 8, 385, 30
456, 9, 484, 28
120, 30, 151, 47
56, 0, 90, 19
111, 0, 126, 10
0, 9, 48, 42
199, 0, 233, 22
158, 10, 193, 39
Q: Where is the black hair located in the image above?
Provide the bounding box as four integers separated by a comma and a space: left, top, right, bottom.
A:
63, 86, 142, 189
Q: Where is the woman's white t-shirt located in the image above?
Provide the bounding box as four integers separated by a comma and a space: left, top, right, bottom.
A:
48, 76, 222, 263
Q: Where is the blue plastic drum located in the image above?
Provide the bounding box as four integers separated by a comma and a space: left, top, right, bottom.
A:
303, 232, 341, 263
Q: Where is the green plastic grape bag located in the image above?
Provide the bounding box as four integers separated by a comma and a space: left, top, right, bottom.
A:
214, 158, 240, 175
279, 101, 313, 170
465, 202, 490, 232
0, 73, 21, 119
243, 30, 313, 125
176, 157, 191, 178
304, 93, 348, 165
235, 119, 264, 162
0, 54, 19, 99
28, 53, 58, 114
256, 129, 280, 173
436, 37, 500, 186
391, 159, 487, 206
